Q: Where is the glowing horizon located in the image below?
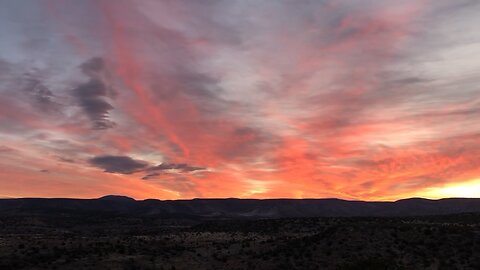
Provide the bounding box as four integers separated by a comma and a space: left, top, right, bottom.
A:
1, 0, 479, 200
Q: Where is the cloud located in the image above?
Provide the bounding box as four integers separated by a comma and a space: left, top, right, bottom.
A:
80, 57, 105, 76
0, 146, 16, 153
57, 156, 75, 163
21, 75, 61, 113
142, 172, 160, 180
89, 155, 149, 174
89, 155, 206, 177
73, 57, 116, 130
148, 163, 206, 173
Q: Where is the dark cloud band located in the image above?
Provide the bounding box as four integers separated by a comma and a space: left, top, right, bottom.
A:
89, 155, 149, 174
89, 155, 206, 177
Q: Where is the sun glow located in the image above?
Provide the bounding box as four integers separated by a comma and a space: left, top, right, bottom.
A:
422, 179, 480, 198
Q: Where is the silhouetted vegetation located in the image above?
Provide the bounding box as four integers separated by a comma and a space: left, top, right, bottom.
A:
0, 213, 479, 269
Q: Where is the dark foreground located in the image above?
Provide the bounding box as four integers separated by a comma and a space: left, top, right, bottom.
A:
0, 213, 479, 270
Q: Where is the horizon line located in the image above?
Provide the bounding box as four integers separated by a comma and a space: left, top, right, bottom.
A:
1, 195, 479, 203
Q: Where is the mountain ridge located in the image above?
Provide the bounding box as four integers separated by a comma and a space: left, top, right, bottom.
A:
0, 196, 479, 218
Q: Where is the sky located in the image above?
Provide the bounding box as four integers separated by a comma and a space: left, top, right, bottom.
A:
0, 0, 479, 200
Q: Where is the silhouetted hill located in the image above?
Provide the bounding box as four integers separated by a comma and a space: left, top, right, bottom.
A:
0, 197, 479, 218
98, 195, 136, 202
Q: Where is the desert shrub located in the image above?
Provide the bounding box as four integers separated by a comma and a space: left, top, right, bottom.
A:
338, 257, 403, 270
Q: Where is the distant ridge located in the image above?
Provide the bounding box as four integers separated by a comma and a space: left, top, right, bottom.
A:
98, 195, 136, 202
0, 197, 479, 218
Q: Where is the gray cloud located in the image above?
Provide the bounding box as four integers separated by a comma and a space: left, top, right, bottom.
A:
148, 163, 206, 173
73, 58, 116, 130
21, 75, 61, 113
142, 172, 160, 180
80, 57, 105, 75
89, 155, 206, 176
89, 155, 149, 174
57, 156, 75, 163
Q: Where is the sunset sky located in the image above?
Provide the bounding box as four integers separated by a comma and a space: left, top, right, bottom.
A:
1, 0, 479, 200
